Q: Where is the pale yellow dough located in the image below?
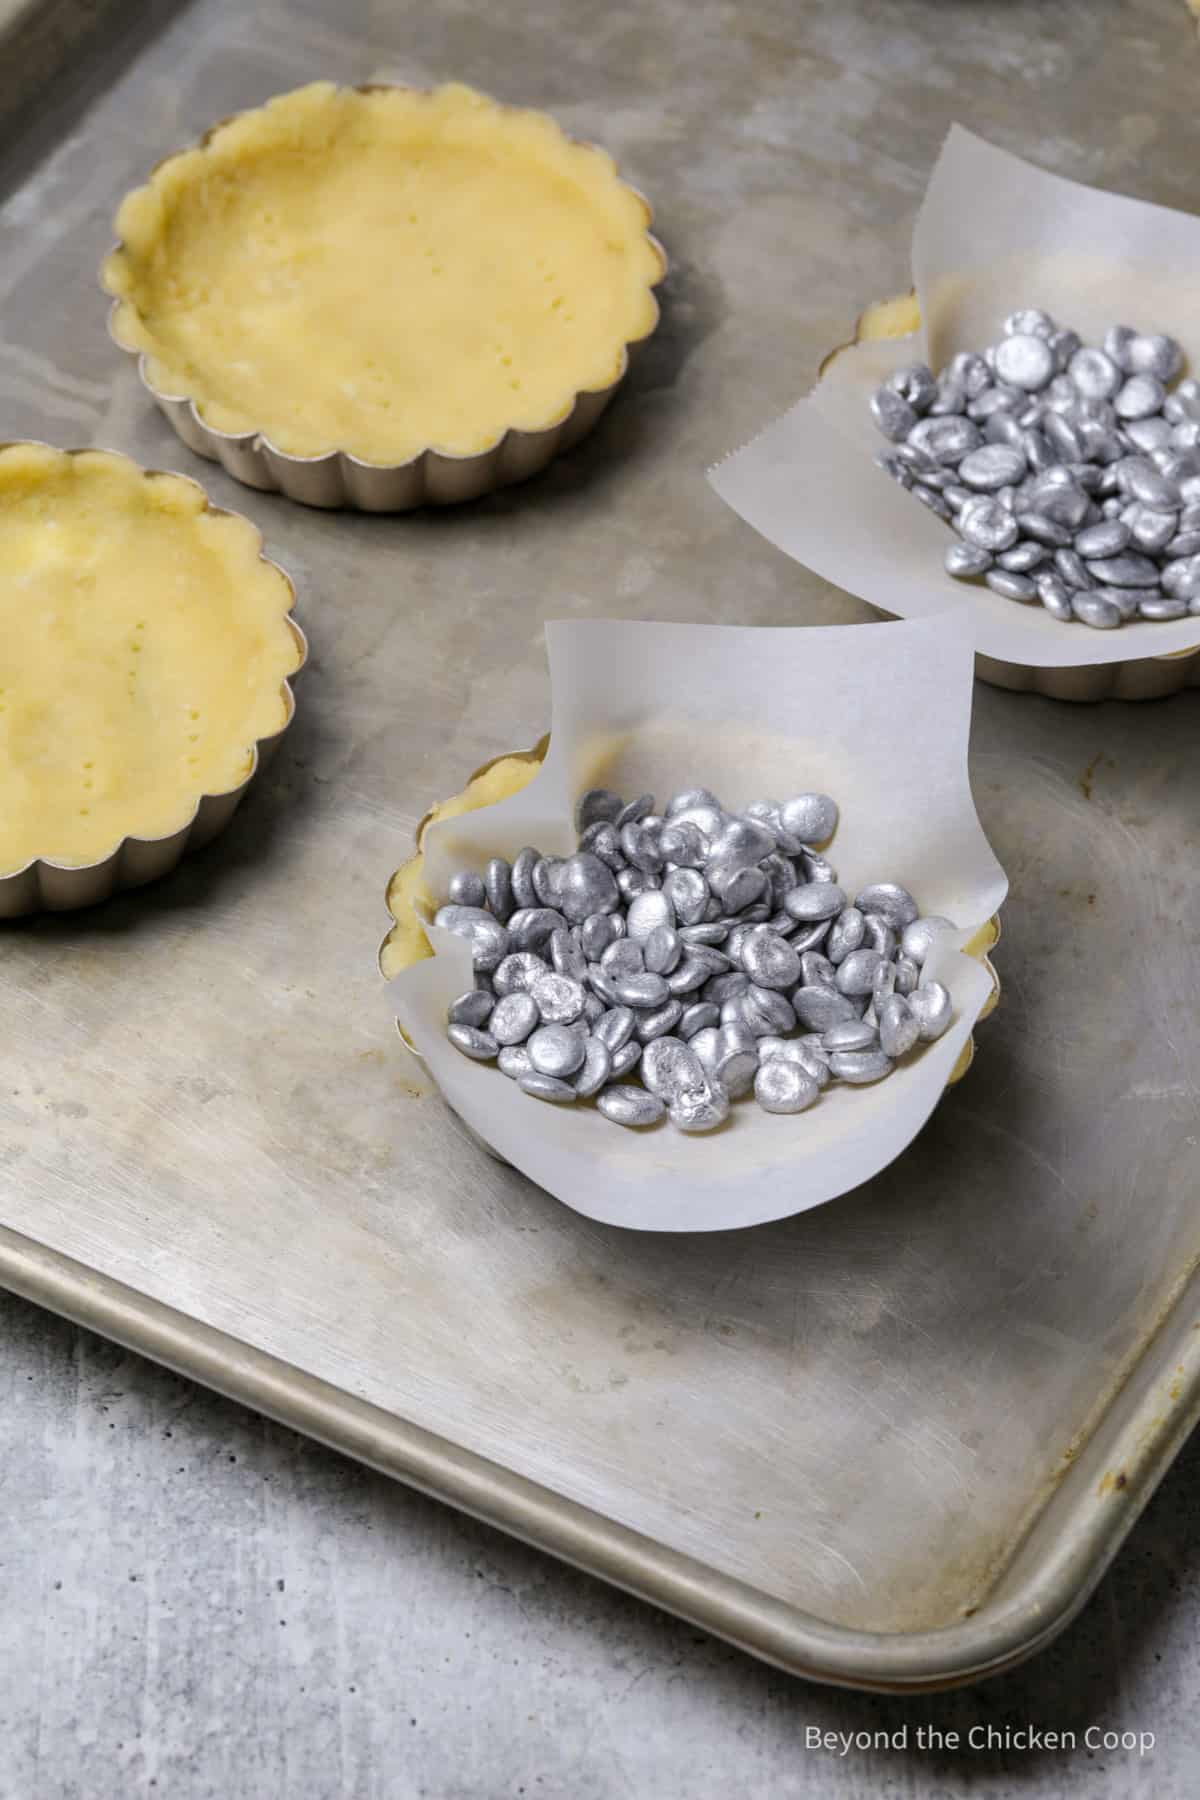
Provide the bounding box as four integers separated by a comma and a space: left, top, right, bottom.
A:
103, 82, 664, 465
0, 445, 300, 873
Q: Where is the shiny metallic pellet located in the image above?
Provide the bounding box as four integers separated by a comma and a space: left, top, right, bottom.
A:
550, 928, 588, 983
675, 959, 726, 999
734, 986, 796, 1037
784, 882, 846, 922
1123, 417, 1173, 455
614, 793, 655, 829
670, 1087, 730, 1134
448, 1024, 499, 1062
1128, 508, 1179, 555
597, 1086, 664, 1128
637, 999, 685, 1043
709, 865, 768, 913
1122, 457, 1182, 509
610, 1041, 643, 1078
643, 924, 682, 975
713, 1039, 759, 1100
595, 1005, 636, 1053
574, 1038, 613, 1098
994, 333, 1054, 391
1085, 552, 1161, 588
822, 1019, 878, 1053
957, 444, 1026, 491
894, 954, 919, 996
900, 916, 954, 965
871, 960, 896, 1004
1054, 548, 1094, 590
829, 1049, 894, 1084
949, 351, 991, 396
741, 929, 801, 990
1036, 572, 1074, 620
800, 950, 838, 987
789, 921, 832, 955
1105, 326, 1138, 370
679, 1002, 720, 1040
586, 964, 621, 1007
580, 820, 624, 871
835, 948, 883, 996
957, 496, 1019, 552
969, 384, 1022, 420
616, 866, 658, 902
532, 857, 566, 909
661, 867, 709, 928
576, 789, 623, 831
434, 905, 510, 972
907, 415, 981, 464
907, 981, 954, 1041
756, 1037, 830, 1087
1166, 530, 1200, 559
862, 914, 897, 959
658, 821, 708, 867
707, 816, 776, 873
997, 541, 1046, 574
580, 913, 618, 962
556, 852, 620, 922
876, 451, 914, 490
583, 994, 606, 1026
870, 385, 918, 441
1043, 413, 1083, 467
1002, 308, 1054, 341
1072, 590, 1122, 629
612, 970, 671, 1009
531, 973, 586, 1026
776, 793, 836, 844
1126, 333, 1183, 382
1162, 555, 1200, 600
854, 883, 918, 928
640, 1036, 705, 1103
1075, 519, 1130, 558
1015, 512, 1071, 549
1032, 483, 1090, 529
519, 1073, 577, 1105
1138, 595, 1188, 620
506, 907, 567, 953
497, 1045, 533, 1081
527, 1024, 586, 1078
986, 569, 1037, 602
1114, 373, 1165, 420
945, 542, 993, 578
493, 951, 549, 997
793, 986, 859, 1032
887, 363, 938, 412
825, 908, 865, 965
1068, 346, 1121, 400
619, 822, 663, 874
666, 786, 720, 817
601, 938, 645, 981
625, 889, 675, 941
489, 992, 539, 1046
754, 1060, 819, 1115
447, 870, 486, 907
448, 989, 495, 1029
878, 993, 920, 1058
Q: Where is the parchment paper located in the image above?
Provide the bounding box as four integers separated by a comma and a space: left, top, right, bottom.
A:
388, 615, 1007, 1233
709, 127, 1200, 671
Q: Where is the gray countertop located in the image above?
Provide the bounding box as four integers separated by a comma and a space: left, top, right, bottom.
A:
2, 0, 1200, 1790
1, 1288, 1197, 1797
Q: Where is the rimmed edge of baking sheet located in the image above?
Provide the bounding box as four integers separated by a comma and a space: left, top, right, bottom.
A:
2, 1217, 1196, 1692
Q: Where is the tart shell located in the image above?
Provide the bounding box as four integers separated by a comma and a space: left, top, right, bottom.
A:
102, 85, 668, 512
0, 445, 306, 919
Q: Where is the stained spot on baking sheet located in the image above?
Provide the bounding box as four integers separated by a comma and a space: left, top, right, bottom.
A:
1079, 751, 1103, 800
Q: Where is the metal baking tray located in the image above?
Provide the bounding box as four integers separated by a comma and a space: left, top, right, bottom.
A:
2, 0, 1199, 1693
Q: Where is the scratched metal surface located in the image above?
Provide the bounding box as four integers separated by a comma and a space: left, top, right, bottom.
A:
1, 0, 1198, 1650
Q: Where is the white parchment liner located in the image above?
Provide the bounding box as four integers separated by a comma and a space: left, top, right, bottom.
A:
709, 127, 1200, 672
387, 616, 1008, 1233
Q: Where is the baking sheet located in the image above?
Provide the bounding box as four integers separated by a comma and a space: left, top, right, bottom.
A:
2, 0, 1200, 1691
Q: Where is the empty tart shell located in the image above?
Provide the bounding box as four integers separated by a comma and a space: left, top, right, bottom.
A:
832, 293, 1200, 703
101, 81, 668, 511
0, 443, 306, 917
378, 737, 1001, 1090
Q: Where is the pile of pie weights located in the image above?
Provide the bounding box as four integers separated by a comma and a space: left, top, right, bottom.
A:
437, 786, 956, 1133
870, 310, 1200, 628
